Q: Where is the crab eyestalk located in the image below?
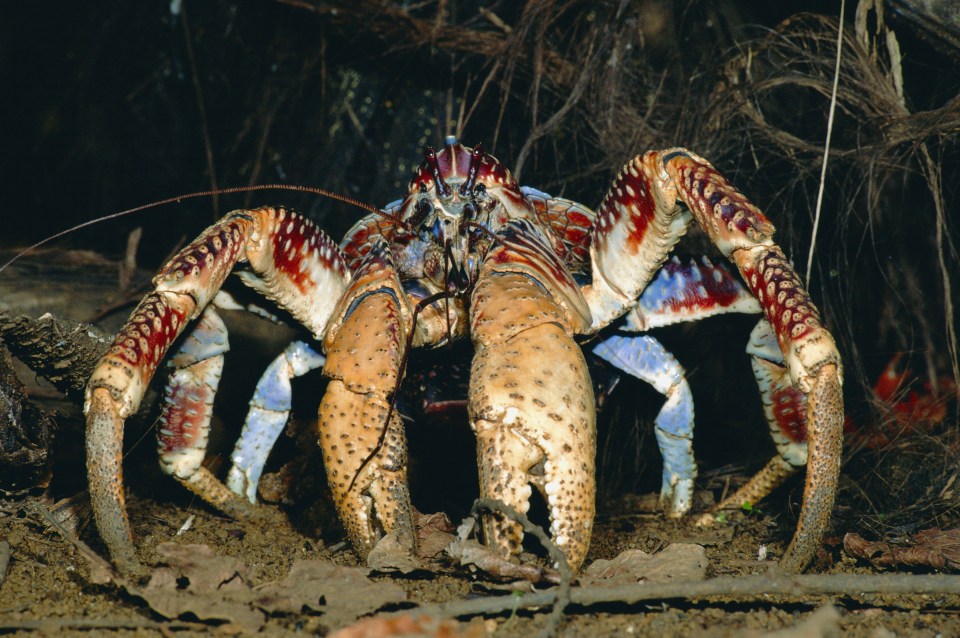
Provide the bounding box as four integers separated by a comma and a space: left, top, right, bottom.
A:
423, 146, 452, 198
458, 144, 484, 196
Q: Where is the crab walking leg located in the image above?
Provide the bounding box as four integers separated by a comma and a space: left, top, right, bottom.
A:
592, 335, 695, 516
155, 304, 253, 517
582, 149, 842, 571
318, 241, 416, 559
469, 220, 596, 570
85, 207, 350, 573
598, 257, 763, 515
701, 320, 810, 519
661, 150, 843, 572
86, 292, 195, 574
226, 340, 326, 503
627, 260, 825, 523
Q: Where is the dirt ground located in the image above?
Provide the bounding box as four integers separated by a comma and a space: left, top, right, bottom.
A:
3, 483, 960, 637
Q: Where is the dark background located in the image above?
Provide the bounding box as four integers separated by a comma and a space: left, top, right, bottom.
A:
2, 0, 958, 509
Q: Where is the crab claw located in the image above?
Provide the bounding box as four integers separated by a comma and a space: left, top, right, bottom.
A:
468, 220, 596, 570
317, 240, 417, 559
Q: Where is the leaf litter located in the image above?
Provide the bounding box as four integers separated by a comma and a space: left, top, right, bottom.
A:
129, 543, 408, 632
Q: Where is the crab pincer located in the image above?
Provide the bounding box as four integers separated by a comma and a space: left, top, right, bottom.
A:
468, 220, 597, 570
317, 240, 418, 558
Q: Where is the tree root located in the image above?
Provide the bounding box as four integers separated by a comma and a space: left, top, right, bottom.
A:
0, 310, 111, 402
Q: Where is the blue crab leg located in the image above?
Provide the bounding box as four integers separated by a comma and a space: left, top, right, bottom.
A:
594, 257, 760, 515
85, 207, 350, 574
226, 340, 326, 503
592, 334, 695, 516
468, 219, 596, 571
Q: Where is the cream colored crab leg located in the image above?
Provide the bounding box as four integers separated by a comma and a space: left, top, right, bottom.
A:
85, 207, 350, 574
468, 219, 596, 571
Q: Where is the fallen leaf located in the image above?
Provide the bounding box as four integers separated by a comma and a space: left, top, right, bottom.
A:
127, 544, 408, 632
415, 511, 456, 559
367, 511, 458, 573
579, 544, 708, 586
368, 530, 424, 574
253, 559, 408, 626
446, 537, 558, 584
147, 543, 250, 592
132, 543, 262, 631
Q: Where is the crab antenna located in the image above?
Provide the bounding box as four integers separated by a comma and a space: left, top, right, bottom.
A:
0, 183, 406, 274
459, 143, 484, 195
423, 146, 452, 198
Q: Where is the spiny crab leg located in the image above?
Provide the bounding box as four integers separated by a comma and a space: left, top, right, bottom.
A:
155, 304, 246, 514
664, 151, 843, 572
583, 149, 843, 572
705, 320, 812, 514
468, 219, 597, 571
85, 207, 349, 574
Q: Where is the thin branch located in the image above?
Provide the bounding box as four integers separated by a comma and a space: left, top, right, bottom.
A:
920, 143, 960, 392
405, 573, 960, 620
180, 0, 220, 221
805, 0, 845, 288
470, 498, 572, 638
0, 618, 205, 632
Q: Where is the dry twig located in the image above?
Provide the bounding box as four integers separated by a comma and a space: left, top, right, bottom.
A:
466, 499, 572, 638
405, 572, 960, 620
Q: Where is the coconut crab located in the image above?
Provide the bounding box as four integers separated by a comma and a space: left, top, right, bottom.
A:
84, 137, 843, 576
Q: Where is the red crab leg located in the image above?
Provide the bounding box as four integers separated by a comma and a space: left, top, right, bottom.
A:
699, 319, 811, 519
317, 240, 417, 559
85, 207, 349, 574
664, 151, 843, 572
469, 219, 596, 571
155, 304, 248, 515
584, 149, 843, 572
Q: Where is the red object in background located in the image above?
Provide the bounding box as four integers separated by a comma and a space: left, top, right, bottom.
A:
847, 354, 959, 449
